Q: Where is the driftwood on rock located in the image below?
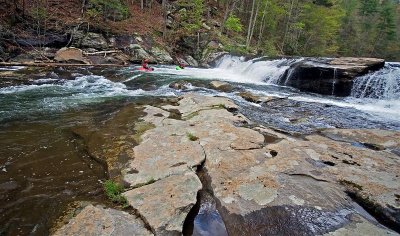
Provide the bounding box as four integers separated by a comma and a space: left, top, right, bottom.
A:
83, 50, 120, 56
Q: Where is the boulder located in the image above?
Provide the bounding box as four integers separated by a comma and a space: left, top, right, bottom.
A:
72, 31, 108, 50
150, 47, 174, 64
185, 55, 199, 67
169, 81, 192, 90
129, 44, 154, 63
209, 81, 233, 92
54, 47, 90, 64
237, 91, 276, 104
281, 57, 386, 96
53, 205, 153, 236
202, 51, 228, 67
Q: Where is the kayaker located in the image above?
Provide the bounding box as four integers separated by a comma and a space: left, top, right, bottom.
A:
142, 59, 151, 70
176, 62, 185, 70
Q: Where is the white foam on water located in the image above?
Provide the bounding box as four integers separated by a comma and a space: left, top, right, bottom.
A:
150, 55, 301, 85
0, 66, 25, 71
289, 95, 400, 121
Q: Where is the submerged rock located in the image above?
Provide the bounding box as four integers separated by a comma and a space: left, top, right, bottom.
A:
209, 81, 233, 92
169, 81, 192, 90
53, 205, 152, 236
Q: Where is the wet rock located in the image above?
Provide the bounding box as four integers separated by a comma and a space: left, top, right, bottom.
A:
237, 91, 275, 104
325, 218, 397, 236
53, 205, 152, 236
281, 57, 385, 96
0, 181, 18, 190
322, 129, 400, 149
189, 190, 228, 236
71, 104, 145, 178
202, 51, 228, 67
123, 172, 202, 235
169, 81, 191, 90
209, 81, 233, 92
54, 47, 90, 64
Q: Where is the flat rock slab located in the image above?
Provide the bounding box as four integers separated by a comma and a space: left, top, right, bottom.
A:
53, 205, 152, 236
124, 172, 202, 235
54, 47, 90, 64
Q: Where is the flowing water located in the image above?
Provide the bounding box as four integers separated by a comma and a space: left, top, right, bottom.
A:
0, 55, 399, 235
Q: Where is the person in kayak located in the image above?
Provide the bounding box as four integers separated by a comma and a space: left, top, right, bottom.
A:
141, 59, 153, 71
176, 62, 185, 70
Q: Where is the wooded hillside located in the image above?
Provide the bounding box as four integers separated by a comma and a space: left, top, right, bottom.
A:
1, 0, 399, 61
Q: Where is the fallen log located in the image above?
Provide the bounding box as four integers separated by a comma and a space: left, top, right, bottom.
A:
0, 62, 127, 67
83, 50, 120, 55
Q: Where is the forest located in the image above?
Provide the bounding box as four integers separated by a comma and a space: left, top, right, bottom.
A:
1, 0, 400, 61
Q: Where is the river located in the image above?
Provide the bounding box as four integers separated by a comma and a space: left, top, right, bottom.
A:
0, 55, 399, 235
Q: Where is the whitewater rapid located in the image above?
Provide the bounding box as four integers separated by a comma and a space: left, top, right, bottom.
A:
1, 57, 399, 123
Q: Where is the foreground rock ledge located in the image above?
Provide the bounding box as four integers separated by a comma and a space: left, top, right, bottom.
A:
53, 205, 152, 236
128, 94, 397, 235
55, 94, 399, 235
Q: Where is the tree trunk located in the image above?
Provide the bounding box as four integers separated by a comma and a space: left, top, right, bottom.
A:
246, 0, 256, 49
248, 0, 261, 49
281, 0, 295, 53
257, 0, 269, 47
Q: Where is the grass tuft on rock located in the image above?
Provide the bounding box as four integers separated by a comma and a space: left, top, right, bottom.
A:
187, 132, 199, 141
103, 180, 129, 208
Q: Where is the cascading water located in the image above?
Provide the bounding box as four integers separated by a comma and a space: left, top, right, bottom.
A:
215, 55, 302, 84
351, 63, 400, 100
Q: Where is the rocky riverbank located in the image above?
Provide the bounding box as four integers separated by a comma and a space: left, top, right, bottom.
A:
53, 93, 400, 235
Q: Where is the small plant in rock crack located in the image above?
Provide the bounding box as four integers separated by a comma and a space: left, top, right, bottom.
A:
186, 132, 199, 141
103, 180, 129, 208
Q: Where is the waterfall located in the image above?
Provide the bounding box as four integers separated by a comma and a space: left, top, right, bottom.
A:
351, 63, 400, 100
215, 55, 302, 84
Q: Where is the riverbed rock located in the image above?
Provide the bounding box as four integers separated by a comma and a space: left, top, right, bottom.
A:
322, 128, 400, 150
54, 47, 90, 64
209, 81, 233, 92
139, 94, 399, 235
281, 57, 385, 96
150, 47, 173, 64
53, 205, 152, 236
124, 172, 202, 235
185, 55, 199, 67
72, 31, 108, 50
236, 91, 276, 104
169, 81, 191, 90
128, 44, 154, 63
202, 51, 228, 67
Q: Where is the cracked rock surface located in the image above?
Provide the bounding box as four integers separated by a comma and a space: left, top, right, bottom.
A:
55, 94, 400, 235
53, 205, 153, 236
